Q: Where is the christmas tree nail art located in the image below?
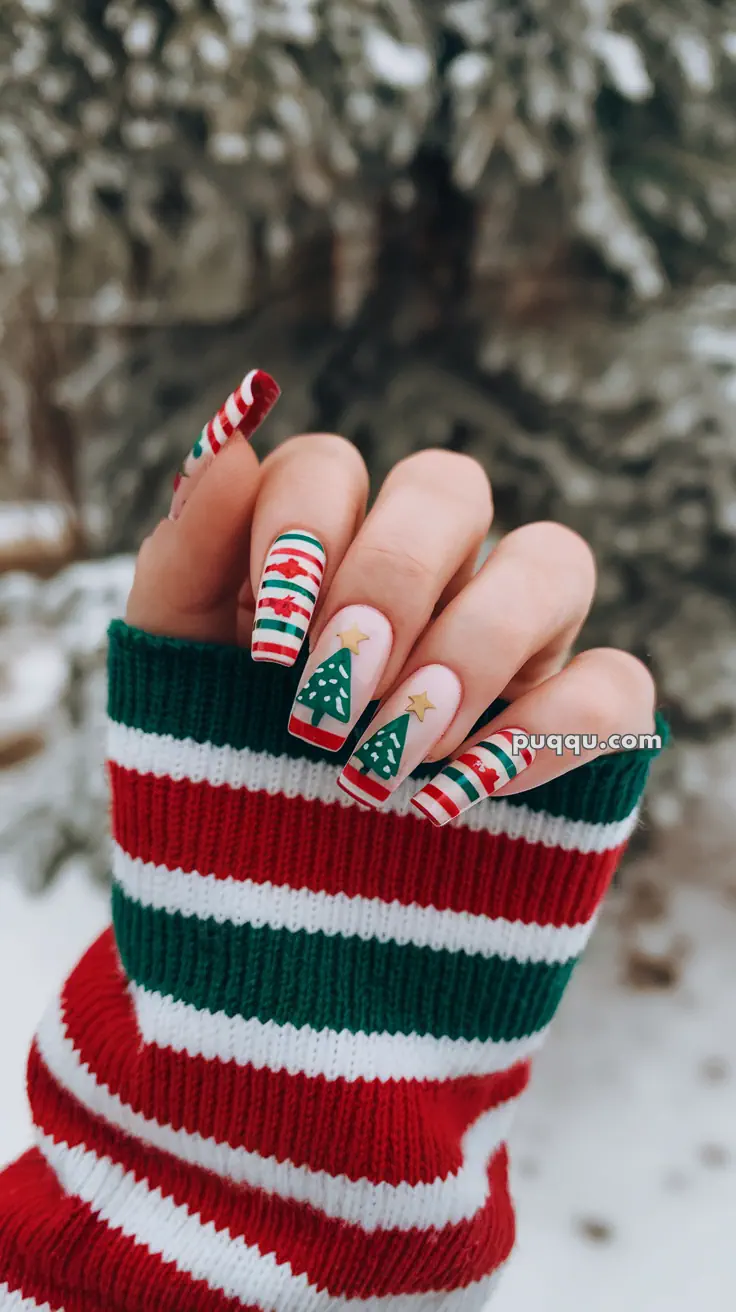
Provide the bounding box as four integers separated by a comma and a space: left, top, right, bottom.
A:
411, 727, 536, 827
252, 531, 327, 665
295, 622, 366, 725
338, 664, 461, 808
353, 712, 410, 781
288, 605, 393, 750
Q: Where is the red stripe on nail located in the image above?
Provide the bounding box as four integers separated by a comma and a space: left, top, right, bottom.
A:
410, 796, 445, 827
287, 716, 346, 751
256, 598, 312, 620
271, 547, 325, 571
237, 370, 281, 441
251, 641, 300, 661
336, 777, 380, 809
461, 756, 499, 794
340, 762, 392, 803
417, 782, 461, 818
264, 564, 322, 588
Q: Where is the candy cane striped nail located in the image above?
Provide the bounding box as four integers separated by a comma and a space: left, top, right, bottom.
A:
251, 530, 327, 666
410, 728, 536, 827
169, 368, 280, 520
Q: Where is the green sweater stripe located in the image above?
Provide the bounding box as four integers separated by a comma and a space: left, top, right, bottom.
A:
108, 622, 668, 825
112, 884, 576, 1044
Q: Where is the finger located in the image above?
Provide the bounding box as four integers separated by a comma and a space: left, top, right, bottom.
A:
249, 434, 369, 666
335, 521, 595, 807
411, 648, 658, 827
126, 436, 261, 644
288, 450, 492, 752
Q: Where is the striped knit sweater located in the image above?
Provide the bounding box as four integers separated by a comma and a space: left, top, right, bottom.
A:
0, 622, 665, 1311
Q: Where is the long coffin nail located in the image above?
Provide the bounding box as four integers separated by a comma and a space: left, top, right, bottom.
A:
169, 368, 280, 521
251, 530, 327, 665
288, 605, 393, 751
337, 664, 462, 808
411, 727, 536, 827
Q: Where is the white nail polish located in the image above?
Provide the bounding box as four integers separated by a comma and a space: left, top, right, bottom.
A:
251, 530, 327, 666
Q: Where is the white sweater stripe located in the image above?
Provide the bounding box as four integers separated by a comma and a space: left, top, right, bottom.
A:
36, 1133, 503, 1311
0, 1288, 62, 1312
112, 844, 596, 964
36, 996, 519, 1231
107, 721, 639, 854
130, 982, 548, 1082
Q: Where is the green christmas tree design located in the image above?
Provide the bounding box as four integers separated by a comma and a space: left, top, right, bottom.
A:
354, 713, 410, 780
296, 648, 352, 726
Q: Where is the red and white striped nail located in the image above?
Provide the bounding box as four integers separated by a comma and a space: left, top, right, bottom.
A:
410, 728, 536, 827
251, 530, 327, 666
169, 368, 280, 521
337, 664, 462, 809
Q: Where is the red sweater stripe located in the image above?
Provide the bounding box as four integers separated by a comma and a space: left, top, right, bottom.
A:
59, 932, 531, 1187
110, 765, 622, 926
0, 1149, 260, 1312
29, 1049, 516, 1298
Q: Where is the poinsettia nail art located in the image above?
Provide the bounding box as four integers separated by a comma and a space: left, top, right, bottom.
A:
288, 605, 393, 750
410, 727, 536, 827
251, 530, 327, 665
337, 664, 462, 808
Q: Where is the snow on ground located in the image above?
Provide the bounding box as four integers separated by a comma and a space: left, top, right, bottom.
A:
0, 863, 734, 1311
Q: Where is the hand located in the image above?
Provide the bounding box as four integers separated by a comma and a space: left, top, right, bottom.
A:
126, 432, 657, 819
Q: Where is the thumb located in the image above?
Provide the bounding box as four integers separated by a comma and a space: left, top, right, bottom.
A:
126, 436, 262, 645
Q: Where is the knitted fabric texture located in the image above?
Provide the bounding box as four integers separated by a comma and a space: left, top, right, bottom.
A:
0, 622, 666, 1311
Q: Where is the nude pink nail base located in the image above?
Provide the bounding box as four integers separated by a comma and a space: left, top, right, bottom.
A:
288, 605, 393, 750
411, 727, 535, 827
338, 664, 462, 809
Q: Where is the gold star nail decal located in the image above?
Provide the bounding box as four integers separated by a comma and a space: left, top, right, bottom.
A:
407, 691, 435, 721
338, 622, 370, 655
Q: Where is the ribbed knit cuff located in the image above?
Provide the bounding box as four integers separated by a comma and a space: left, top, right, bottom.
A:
108, 620, 667, 825
61, 618, 669, 1305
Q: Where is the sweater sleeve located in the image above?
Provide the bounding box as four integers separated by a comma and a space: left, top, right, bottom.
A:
0, 621, 666, 1312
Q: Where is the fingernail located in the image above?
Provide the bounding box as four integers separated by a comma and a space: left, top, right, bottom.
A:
168, 368, 280, 521
411, 727, 536, 827
251, 530, 327, 665
288, 605, 393, 750
338, 664, 462, 808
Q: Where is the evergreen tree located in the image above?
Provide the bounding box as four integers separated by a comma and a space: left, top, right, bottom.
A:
296, 647, 352, 727
354, 713, 410, 781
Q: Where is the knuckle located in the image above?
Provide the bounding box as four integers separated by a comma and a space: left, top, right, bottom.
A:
269, 432, 368, 486
573, 647, 656, 732
306, 432, 365, 466
507, 521, 596, 580
389, 449, 492, 516
355, 540, 436, 590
